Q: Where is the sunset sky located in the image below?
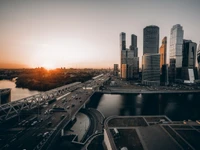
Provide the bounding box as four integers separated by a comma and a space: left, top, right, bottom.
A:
0, 0, 200, 69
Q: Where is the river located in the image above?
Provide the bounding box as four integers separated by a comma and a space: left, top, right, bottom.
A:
88, 93, 200, 121
0, 80, 40, 102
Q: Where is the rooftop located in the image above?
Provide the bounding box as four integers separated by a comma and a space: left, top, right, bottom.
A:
104, 116, 200, 150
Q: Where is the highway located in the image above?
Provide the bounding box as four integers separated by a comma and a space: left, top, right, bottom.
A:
0, 74, 110, 150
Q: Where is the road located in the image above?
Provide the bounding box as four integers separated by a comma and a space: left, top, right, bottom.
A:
0, 74, 110, 150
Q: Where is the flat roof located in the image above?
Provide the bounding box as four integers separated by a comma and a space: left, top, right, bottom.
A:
104, 116, 200, 150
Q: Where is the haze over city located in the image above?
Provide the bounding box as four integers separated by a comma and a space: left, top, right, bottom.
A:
0, 0, 200, 69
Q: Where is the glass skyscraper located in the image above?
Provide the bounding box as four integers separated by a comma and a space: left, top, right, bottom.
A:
197, 43, 200, 78
169, 24, 184, 82
169, 24, 184, 68
143, 25, 159, 54
142, 25, 160, 85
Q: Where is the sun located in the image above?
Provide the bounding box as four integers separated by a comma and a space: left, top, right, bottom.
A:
42, 62, 55, 70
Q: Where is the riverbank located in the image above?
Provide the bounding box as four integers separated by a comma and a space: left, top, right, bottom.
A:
97, 88, 200, 94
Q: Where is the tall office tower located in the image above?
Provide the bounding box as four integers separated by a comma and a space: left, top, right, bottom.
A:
113, 64, 119, 76
159, 37, 168, 85
182, 40, 197, 68
169, 24, 184, 82
159, 37, 167, 69
142, 54, 160, 85
142, 25, 160, 85
197, 43, 200, 78
130, 34, 138, 57
120, 32, 126, 51
120, 32, 126, 79
143, 25, 159, 54
181, 40, 198, 83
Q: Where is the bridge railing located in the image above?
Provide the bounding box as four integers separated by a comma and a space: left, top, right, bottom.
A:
0, 82, 81, 122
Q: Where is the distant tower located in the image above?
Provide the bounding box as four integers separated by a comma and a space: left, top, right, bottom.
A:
120, 32, 126, 51
130, 34, 138, 57
159, 37, 167, 69
113, 64, 119, 76
181, 40, 198, 83
169, 24, 184, 82
197, 42, 200, 78
160, 37, 168, 85
120, 32, 126, 79
143, 25, 159, 54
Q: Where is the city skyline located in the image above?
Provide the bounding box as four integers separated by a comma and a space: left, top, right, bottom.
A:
0, 0, 200, 69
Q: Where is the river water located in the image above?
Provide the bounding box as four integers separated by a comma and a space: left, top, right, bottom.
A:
88, 93, 200, 121
1, 80, 200, 121
0, 80, 40, 102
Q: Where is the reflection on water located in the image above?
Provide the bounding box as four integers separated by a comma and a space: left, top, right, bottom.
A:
0, 80, 40, 102
89, 93, 200, 121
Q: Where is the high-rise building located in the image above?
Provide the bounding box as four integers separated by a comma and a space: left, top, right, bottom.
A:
142, 25, 160, 85
197, 43, 200, 78
113, 64, 119, 76
182, 40, 197, 68
181, 40, 198, 83
142, 53, 160, 85
169, 24, 184, 82
143, 25, 159, 54
120, 32, 139, 80
159, 37, 168, 85
120, 32, 126, 51
120, 32, 126, 78
130, 34, 138, 57
159, 37, 167, 69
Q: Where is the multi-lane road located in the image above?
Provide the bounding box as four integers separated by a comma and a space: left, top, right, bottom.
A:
0, 74, 110, 150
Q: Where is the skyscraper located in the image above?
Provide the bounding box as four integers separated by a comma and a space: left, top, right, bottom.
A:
169, 24, 184, 82
120, 32, 126, 78
120, 32, 126, 51
143, 25, 159, 54
197, 43, 200, 78
142, 54, 160, 85
130, 34, 138, 57
181, 40, 198, 83
159, 37, 168, 85
142, 25, 160, 85
113, 64, 119, 76
120, 32, 139, 80
159, 37, 167, 69
182, 40, 197, 68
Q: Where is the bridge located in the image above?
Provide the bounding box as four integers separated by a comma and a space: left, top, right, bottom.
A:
0, 82, 81, 122
0, 74, 110, 150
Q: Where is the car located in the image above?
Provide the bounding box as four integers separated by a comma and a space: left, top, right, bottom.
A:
31, 121, 37, 126
43, 132, 49, 137
71, 104, 75, 107
66, 106, 70, 109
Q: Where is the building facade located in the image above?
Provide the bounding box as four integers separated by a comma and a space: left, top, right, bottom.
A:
120, 32, 139, 80
182, 40, 197, 68
142, 25, 160, 85
120, 32, 126, 51
130, 34, 138, 57
180, 40, 197, 83
169, 24, 184, 82
143, 25, 159, 54
159, 37, 167, 69
197, 43, 200, 78
142, 54, 160, 86
113, 64, 119, 76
